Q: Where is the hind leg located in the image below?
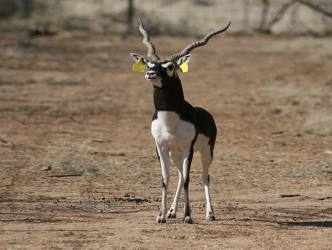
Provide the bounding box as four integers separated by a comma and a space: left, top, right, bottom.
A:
201, 145, 215, 221
182, 147, 194, 223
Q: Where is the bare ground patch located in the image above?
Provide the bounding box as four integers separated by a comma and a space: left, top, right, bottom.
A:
0, 32, 332, 249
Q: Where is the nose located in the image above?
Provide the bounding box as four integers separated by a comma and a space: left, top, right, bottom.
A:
146, 71, 157, 78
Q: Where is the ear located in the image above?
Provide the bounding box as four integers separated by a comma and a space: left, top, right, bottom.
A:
176, 54, 191, 67
130, 53, 150, 66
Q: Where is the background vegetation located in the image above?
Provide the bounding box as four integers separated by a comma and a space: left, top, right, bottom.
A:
0, 0, 332, 36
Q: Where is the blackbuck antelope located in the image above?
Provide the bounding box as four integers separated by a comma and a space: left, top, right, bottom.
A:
131, 18, 231, 223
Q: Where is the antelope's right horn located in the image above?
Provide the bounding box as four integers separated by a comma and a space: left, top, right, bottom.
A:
166, 22, 231, 62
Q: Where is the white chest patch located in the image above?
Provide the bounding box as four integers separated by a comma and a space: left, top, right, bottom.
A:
151, 111, 196, 153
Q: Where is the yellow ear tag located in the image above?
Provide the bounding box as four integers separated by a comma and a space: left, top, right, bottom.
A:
132, 59, 145, 73
180, 60, 188, 73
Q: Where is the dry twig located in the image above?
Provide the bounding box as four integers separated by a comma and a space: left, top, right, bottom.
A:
79, 203, 141, 213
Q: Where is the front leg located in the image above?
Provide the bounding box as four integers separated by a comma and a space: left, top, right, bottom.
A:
156, 145, 170, 223
167, 153, 183, 219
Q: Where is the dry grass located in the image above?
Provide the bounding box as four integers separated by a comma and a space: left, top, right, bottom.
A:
303, 112, 332, 136
29, 141, 102, 175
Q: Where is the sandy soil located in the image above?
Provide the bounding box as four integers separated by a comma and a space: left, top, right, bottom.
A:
0, 30, 332, 249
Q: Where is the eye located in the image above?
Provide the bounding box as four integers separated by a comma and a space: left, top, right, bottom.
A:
167, 65, 174, 71
161, 62, 175, 74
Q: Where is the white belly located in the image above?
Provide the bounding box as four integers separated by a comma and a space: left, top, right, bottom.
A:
151, 111, 208, 153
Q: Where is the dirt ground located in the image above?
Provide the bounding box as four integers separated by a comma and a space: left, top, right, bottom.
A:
0, 29, 332, 249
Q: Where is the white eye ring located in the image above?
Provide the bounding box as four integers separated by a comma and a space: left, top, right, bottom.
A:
161, 62, 174, 69
148, 62, 156, 68
161, 62, 175, 77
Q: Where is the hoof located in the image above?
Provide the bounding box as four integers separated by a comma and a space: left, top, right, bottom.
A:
156, 216, 166, 223
167, 212, 176, 218
183, 216, 193, 224
206, 214, 216, 221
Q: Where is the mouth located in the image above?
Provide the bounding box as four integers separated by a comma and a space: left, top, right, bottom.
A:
145, 75, 161, 80
145, 76, 162, 88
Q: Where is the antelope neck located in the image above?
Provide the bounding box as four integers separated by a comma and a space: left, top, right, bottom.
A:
153, 78, 185, 114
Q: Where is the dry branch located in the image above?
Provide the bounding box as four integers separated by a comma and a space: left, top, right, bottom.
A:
259, 0, 297, 33
266, 0, 297, 32
296, 0, 332, 18
259, 0, 332, 34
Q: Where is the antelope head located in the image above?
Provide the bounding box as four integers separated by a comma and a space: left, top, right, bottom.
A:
131, 18, 231, 88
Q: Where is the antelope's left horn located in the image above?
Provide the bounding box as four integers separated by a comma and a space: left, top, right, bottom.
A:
139, 18, 160, 61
